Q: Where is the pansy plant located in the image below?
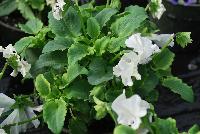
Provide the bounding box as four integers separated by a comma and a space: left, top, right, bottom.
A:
0, 0, 197, 134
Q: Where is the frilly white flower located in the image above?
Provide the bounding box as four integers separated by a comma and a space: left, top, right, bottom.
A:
152, 0, 166, 19
111, 91, 150, 129
113, 51, 141, 86
148, 34, 174, 47
0, 44, 17, 59
0, 93, 42, 134
0, 129, 7, 134
125, 33, 160, 64
52, 0, 66, 20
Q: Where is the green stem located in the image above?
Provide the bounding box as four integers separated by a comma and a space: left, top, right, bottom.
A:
3, 114, 42, 128
109, 51, 125, 64
145, 3, 150, 11
106, 104, 117, 125
106, 0, 110, 7
0, 63, 8, 79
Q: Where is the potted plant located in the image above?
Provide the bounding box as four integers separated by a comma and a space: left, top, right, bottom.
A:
0, 0, 198, 134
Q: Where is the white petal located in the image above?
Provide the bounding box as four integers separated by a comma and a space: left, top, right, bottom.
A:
0, 46, 3, 52
32, 105, 43, 112
0, 129, 7, 134
153, 3, 166, 19
0, 93, 15, 108
25, 107, 40, 128
136, 128, 149, 134
131, 117, 141, 129
53, 5, 62, 20
149, 34, 174, 47
3, 44, 16, 59
0, 109, 20, 127
0, 108, 4, 116
18, 59, 31, 77
10, 70, 18, 77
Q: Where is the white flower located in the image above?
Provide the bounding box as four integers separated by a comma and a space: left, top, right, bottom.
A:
0, 108, 4, 116
46, 0, 56, 6
18, 59, 31, 77
0, 129, 7, 134
52, 0, 66, 20
113, 51, 141, 86
136, 128, 149, 134
111, 91, 150, 129
1, 44, 17, 59
153, 0, 166, 19
125, 33, 160, 64
148, 34, 174, 47
0, 93, 41, 134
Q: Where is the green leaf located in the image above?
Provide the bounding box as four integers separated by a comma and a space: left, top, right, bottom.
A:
94, 36, 110, 56
42, 37, 73, 53
68, 43, 90, 66
29, 0, 45, 11
95, 8, 118, 28
153, 48, 175, 70
0, 0, 17, 16
176, 32, 192, 48
48, 7, 81, 37
125, 5, 146, 15
162, 76, 194, 102
14, 36, 34, 54
18, 19, 43, 34
87, 57, 113, 85
43, 98, 67, 134
110, 0, 121, 9
111, 6, 147, 37
87, 17, 100, 38
108, 37, 126, 53
114, 125, 136, 134
152, 118, 178, 134
35, 74, 51, 97
62, 63, 88, 87
64, 80, 90, 100
188, 125, 200, 134
90, 84, 106, 100
18, 1, 35, 20
31, 51, 68, 77
93, 96, 107, 120
69, 119, 87, 134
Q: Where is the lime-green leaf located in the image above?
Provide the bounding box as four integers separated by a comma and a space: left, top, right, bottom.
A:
111, 6, 147, 37
64, 80, 90, 100
43, 98, 67, 134
153, 48, 175, 70
48, 7, 81, 37
35, 74, 51, 97
18, 19, 43, 34
95, 8, 118, 28
152, 118, 178, 134
94, 36, 110, 56
176, 32, 192, 48
114, 125, 136, 134
69, 119, 87, 134
162, 76, 194, 102
110, 0, 121, 9
125, 5, 146, 15
14, 36, 34, 54
188, 125, 200, 134
68, 43, 90, 66
87, 57, 113, 85
0, 0, 17, 16
42, 37, 73, 53
62, 63, 88, 87
93, 96, 107, 120
87, 17, 100, 38
29, 0, 45, 11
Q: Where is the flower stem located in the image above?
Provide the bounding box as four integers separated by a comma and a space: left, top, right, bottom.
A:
145, 3, 150, 11
0, 63, 8, 80
109, 51, 125, 64
3, 114, 42, 128
106, 0, 110, 7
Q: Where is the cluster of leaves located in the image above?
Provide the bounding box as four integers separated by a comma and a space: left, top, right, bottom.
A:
12, 0, 195, 134
0, 0, 46, 20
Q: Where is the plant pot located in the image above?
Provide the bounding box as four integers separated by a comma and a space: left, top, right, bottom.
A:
155, 0, 200, 53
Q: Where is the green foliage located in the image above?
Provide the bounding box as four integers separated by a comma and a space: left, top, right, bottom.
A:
18, 0, 35, 20
87, 57, 113, 85
19, 19, 43, 34
95, 8, 118, 28
64, 80, 91, 100
176, 32, 192, 48
188, 125, 200, 134
14, 36, 34, 54
69, 118, 88, 134
0, 0, 17, 16
114, 125, 136, 134
62, 63, 88, 87
43, 98, 67, 134
162, 76, 194, 102
87, 17, 100, 38
93, 96, 107, 120
42, 37, 73, 53
111, 6, 147, 37
108, 37, 125, 53
35, 74, 51, 98
152, 118, 179, 134
68, 43, 90, 66
94, 36, 110, 55
152, 48, 175, 70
